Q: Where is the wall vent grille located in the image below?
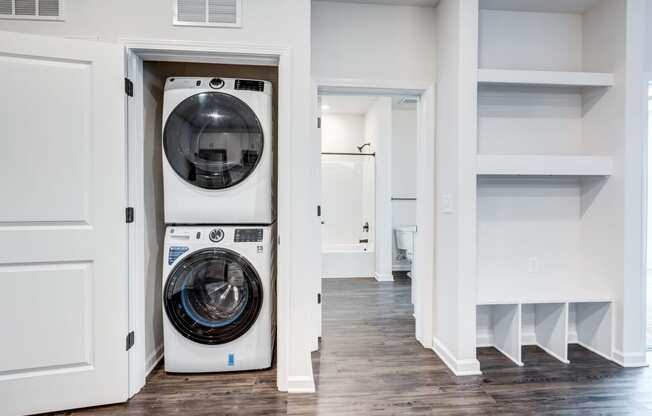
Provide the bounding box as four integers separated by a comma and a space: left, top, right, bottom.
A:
0, 0, 63, 19
175, 0, 241, 27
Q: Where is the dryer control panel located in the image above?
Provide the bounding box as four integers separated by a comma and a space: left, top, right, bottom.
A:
234, 228, 263, 243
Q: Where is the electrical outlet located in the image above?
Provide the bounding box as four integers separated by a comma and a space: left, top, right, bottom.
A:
528, 257, 538, 274
442, 194, 454, 214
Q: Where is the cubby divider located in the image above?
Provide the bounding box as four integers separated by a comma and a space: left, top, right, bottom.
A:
478, 300, 613, 368
570, 301, 613, 361
531, 303, 569, 364
477, 303, 523, 366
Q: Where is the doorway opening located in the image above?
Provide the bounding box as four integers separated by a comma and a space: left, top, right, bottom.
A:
313, 85, 435, 391
312, 80, 436, 357
136, 59, 279, 381
124, 42, 296, 395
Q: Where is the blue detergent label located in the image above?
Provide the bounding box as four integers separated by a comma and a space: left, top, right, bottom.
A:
168, 246, 189, 265
228, 354, 235, 366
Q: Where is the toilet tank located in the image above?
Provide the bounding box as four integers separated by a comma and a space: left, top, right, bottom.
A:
394, 226, 416, 253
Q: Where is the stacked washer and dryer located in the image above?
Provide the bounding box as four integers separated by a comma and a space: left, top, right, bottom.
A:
161, 77, 276, 373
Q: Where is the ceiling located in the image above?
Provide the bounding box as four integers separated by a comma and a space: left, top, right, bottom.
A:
480, 0, 600, 14
314, 0, 439, 7
320, 95, 418, 115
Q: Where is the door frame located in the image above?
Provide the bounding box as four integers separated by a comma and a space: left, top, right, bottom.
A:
314, 78, 437, 349
121, 39, 293, 396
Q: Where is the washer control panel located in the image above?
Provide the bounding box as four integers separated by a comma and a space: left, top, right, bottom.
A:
234, 228, 264, 243
209, 228, 225, 243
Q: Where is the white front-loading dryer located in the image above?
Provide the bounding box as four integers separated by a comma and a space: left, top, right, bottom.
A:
162, 224, 276, 373
162, 77, 275, 224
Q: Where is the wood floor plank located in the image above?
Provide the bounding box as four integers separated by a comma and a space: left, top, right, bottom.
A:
53, 274, 652, 415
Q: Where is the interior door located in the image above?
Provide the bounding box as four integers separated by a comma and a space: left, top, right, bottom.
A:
0, 31, 128, 415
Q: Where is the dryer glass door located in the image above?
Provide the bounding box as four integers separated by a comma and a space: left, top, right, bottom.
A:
164, 248, 263, 345
164, 92, 264, 190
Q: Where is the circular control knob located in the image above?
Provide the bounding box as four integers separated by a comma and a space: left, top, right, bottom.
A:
209, 78, 224, 89
209, 228, 224, 243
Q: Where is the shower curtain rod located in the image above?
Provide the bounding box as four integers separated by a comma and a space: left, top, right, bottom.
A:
321, 152, 376, 157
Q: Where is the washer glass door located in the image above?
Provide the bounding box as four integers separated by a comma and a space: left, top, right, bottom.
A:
164, 92, 264, 190
164, 248, 263, 345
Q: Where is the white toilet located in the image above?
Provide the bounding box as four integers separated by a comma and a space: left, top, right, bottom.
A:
394, 226, 417, 305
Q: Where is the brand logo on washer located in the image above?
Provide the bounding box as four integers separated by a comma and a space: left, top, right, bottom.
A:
209, 228, 225, 243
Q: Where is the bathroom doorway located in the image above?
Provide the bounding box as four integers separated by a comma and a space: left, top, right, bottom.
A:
318, 94, 419, 282
311, 79, 436, 354
317, 91, 420, 333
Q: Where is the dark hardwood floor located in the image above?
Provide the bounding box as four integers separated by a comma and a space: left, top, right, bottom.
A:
57, 274, 652, 415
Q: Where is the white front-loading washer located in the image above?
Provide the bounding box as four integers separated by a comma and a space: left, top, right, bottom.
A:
162, 224, 276, 373
162, 77, 275, 224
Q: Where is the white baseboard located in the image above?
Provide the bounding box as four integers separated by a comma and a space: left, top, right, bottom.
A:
146, 344, 164, 378
374, 272, 394, 282
392, 264, 411, 272
612, 349, 650, 368
432, 336, 482, 376
287, 375, 316, 393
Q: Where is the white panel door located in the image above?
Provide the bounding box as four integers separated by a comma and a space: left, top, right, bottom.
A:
0, 31, 128, 415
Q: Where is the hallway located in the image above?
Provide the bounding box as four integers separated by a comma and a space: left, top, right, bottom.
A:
58, 274, 652, 415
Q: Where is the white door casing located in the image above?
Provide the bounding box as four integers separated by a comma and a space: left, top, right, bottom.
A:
0, 31, 129, 415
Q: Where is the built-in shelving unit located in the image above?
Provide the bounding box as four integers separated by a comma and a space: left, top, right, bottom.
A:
474, 0, 623, 369
478, 69, 614, 88
477, 300, 613, 366
476, 155, 613, 176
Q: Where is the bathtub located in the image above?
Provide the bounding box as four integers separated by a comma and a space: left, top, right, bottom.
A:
322, 242, 375, 278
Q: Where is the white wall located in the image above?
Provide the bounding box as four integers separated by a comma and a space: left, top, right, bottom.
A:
141, 64, 165, 374
366, 98, 393, 281
649, 90, 652, 268
312, 1, 437, 82
392, 110, 418, 201
391, 109, 417, 265
433, 0, 480, 375
0, 0, 315, 392
479, 9, 582, 71
321, 114, 366, 153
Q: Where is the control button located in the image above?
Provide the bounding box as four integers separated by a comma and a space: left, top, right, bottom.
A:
209, 228, 224, 243
209, 78, 224, 89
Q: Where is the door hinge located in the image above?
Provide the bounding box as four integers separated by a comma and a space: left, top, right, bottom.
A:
126, 331, 135, 351
126, 207, 134, 223
125, 78, 134, 97
317, 293, 322, 304
317, 117, 321, 129
317, 205, 321, 217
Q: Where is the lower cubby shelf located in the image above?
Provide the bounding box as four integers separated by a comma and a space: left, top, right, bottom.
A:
477, 300, 613, 367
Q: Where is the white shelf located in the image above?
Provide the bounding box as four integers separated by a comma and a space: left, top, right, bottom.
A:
478, 69, 614, 87
476, 155, 613, 176
477, 296, 612, 307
